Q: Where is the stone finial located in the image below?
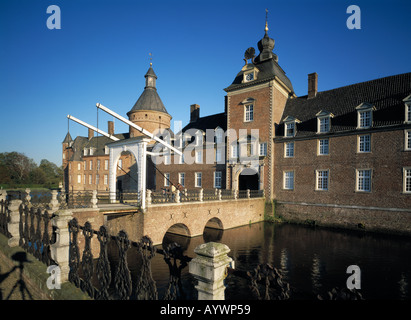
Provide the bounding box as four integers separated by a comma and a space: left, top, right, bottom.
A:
189, 242, 233, 300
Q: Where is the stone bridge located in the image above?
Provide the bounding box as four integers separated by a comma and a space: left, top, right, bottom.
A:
103, 197, 266, 245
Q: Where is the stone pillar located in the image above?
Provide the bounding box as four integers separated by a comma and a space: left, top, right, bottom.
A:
189, 242, 233, 300
175, 190, 180, 203
48, 190, 60, 214
199, 188, 203, 202
146, 189, 152, 206
90, 190, 98, 209
0, 190, 6, 202
247, 189, 250, 198
50, 209, 73, 283
218, 189, 222, 201
7, 200, 22, 247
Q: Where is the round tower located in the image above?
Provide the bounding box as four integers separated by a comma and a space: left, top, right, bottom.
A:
127, 63, 172, 137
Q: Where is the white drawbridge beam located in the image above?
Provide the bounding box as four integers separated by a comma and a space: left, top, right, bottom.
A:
67, 115, 120, 141
96, 103, 182, 156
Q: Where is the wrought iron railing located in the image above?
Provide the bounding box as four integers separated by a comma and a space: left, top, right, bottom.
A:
67, 218, 191, 300
17, 203, 56, 266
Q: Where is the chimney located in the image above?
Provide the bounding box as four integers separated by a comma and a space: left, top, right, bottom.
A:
88, 128, 94, 140
308, 72, 318, 99
108, 121, 114, 136
190, 104, 200, 123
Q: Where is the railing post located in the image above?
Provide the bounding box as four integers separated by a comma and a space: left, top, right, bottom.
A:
189, 242, 233, 300
48, 190, 60, 214
24, 188, 31, 205
247, 189, 250, 198
218, 189, 222, 201
50, 209, 73, 283
175, 189, 180, 203
233, 189, 238, 200
90, 190, 98, 209
146, 189, 152, 206
7, 200, 22, 247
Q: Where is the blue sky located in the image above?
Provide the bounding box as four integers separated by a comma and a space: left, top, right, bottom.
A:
1, 0, 410, 166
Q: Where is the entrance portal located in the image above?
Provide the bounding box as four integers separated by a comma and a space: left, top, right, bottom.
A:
238, 169, 259, 190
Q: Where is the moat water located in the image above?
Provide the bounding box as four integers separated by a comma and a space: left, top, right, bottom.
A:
147, 221, 411, 300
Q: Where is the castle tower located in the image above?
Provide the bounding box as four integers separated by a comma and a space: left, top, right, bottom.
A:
224, 13, 295, 199
127, 63, 172, 137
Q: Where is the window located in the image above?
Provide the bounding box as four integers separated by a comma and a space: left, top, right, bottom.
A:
245, 104, 254, 122
89, 160, 93, 171
164, 173, 170, 187
196, 150, 202, 164
104, 160, 108, 170
84, 161, 87, 170
104, 174, 108, 185
405, 130, 411, 151
214, 171, 222, 189
195, 172, 202, 187
96, 174, 99, 185
403, 95, 411, 123
97, 160, 100, 170
89, 174, 92, 185
285, 122, 295, 137
105, 146, 109, 155
356, 169, 372, 192
404, 168, 411, 193
77, 163, 81, 170
358, 134, 371, 153
77, 174, 81, 183
318, 139, 329, 155
285, 142, 294, 158
319, 117, 330, 133
316, 170, 329, 191
83, 174, 86, 184
215, 128, 223, 144
356, 103, 375, 129
283, 171, 294, 190
359, 110, 371, 128
178, 173, 185, 187
231, 144, 238, 158
215, 149, 221, 162
244, 71, 255, 82
259, 143, 267, 156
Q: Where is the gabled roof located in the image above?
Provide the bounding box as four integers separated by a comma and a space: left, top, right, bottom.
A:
276, 72, 411, 138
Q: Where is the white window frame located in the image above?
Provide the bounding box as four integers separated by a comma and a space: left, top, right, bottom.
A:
403, 167, 411, 194
284, 142, 294, 158
104, 159, 109, 170
89, 174, 92, 185
195, 172, 202, 188
403, 95, 411, 123
358, 134, 371, 153
77, 174, 81, 184
195, 150, 202, 164
164, 173, 170, 187
283, 171, 294, 190
244, 104, 254, 122
405, 130, 411, 151
178, 173, 185, 187
104, 174, 108, 185
316, 170, 329, 191
318, 139, 329, 155
356, 103, 375, 129
356, 169, 372, 192
89, 160, 93, 171
283, 116, 300, 137
77, 163, 81, 171
214, 171, 222, 189
259, 142, 267, 156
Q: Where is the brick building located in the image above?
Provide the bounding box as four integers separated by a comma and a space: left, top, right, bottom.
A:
63, 21, 411, 216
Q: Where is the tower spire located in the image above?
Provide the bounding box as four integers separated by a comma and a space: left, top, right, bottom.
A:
265, 8, 269, 33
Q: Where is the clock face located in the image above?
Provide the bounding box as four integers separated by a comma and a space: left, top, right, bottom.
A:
246, 73, 254, 81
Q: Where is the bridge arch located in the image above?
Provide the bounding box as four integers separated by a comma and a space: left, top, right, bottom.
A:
164, 223, 191, 237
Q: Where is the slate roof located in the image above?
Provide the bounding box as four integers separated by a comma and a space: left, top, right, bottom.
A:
67, 133, 129, 161
276, 72, 411, 139
224, 58, 294, 94
182, 112, 227, 133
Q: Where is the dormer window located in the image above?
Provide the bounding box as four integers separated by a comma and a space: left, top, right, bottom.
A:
316, 110, 334, 133
403, 94, 411, 123
356, 102, 375, 129
244, 71, 255, 82
283, 116, 300, 137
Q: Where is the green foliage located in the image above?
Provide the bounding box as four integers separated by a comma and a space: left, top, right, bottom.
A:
0, 152, 62, 189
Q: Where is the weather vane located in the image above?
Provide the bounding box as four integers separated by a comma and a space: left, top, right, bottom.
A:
265, 8, 269, 32
149, 52, 153, 66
